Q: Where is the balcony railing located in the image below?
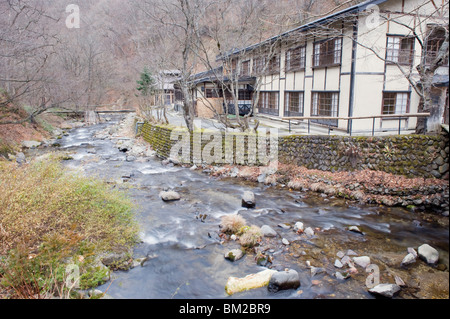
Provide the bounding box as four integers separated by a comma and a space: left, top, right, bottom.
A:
282, 113, 431, 136
259, 107, 279, 116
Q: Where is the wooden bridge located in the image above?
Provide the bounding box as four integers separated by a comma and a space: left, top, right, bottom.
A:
48, 109, 136, 115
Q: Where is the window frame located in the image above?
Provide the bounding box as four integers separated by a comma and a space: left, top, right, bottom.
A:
284, 91, 304, 117
311, 91, 339, 126
285, 45, 306, 72
312, 38, 342, 68
240, 60, 250, 76
381, 91, 411, 116
258, 91, 279, 116
385, 35, 415, 66
267, 54, 280, 75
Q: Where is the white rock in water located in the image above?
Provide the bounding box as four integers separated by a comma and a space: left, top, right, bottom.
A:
336, 251, 345, 259
294, 222, 304, 232
418, 244, 439, 264
407, 247, 418, 258
159, 191, 181, 202
282, 238, 290, 245
261, 225, 277, 238
304, 227, 315, 237
334, 259, 344, 268
225, 269, 276, 295
348, 226, 363, 234
224, 249, 244, 262
401, 253, 416, 266
353, 256, 371, 268
369, 284, 401, 298
242, 191, 256, 208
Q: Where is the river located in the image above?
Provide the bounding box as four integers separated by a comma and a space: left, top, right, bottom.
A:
55, 115, 449, 299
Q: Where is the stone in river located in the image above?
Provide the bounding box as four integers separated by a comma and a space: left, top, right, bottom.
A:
418, 244, 439, 265
268, 269, 301, 292
353, 256, 371, 268
369, 284, 401, 298
401, 253, 416, 267
159, 190, 181, 202
261, 225, 277, 238
225, 269, 276, 295
224, 249, 244, 262
241, 191, 256, 208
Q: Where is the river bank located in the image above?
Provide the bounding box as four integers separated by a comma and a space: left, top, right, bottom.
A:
200, 162, 449, 216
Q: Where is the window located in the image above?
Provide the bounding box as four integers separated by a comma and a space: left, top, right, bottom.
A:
312, 92, 338, 117
252, 56, 266, 75
205, 87, 221, 98
313, 38, 342, 67
382, 92, 410, 115
268, 55, 280, 75
252, 54, 280, 75
241, 60, 250, 76
258, 91, 279, 116
311, 92, 339, 126
386, 36, 415, 65
286, 46, 306, 72
238, 90, 252, 101
284, 92, 304, 116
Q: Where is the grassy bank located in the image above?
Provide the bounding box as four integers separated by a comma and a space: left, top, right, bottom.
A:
0, 157, 139, 298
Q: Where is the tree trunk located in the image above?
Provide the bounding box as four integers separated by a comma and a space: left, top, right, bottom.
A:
182, 85, 194, 131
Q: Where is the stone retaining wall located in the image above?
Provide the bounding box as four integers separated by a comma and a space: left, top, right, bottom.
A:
140, 122, 449, 180
279, 129, 449, 179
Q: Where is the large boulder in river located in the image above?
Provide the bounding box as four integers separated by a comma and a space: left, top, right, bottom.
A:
159, 190, 181, 202
268, 269, 301, 292
418, 244, 439, 265
225, 269, 276, 295
241, 191, 255, 208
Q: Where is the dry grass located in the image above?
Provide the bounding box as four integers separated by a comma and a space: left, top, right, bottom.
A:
0, 158, 139, 255
239, 225, 262, 248
0, 158, 139, 298
220, 214, 247, 234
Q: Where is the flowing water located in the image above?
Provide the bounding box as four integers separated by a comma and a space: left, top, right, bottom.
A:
55, 116, 449, 299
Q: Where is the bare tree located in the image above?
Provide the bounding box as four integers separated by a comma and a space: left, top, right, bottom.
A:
0, 0, 62, 123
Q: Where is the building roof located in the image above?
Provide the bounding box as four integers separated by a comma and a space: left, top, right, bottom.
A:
219, 0, 388, 59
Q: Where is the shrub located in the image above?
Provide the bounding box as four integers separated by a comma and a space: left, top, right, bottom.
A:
220, 214, 247, 234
